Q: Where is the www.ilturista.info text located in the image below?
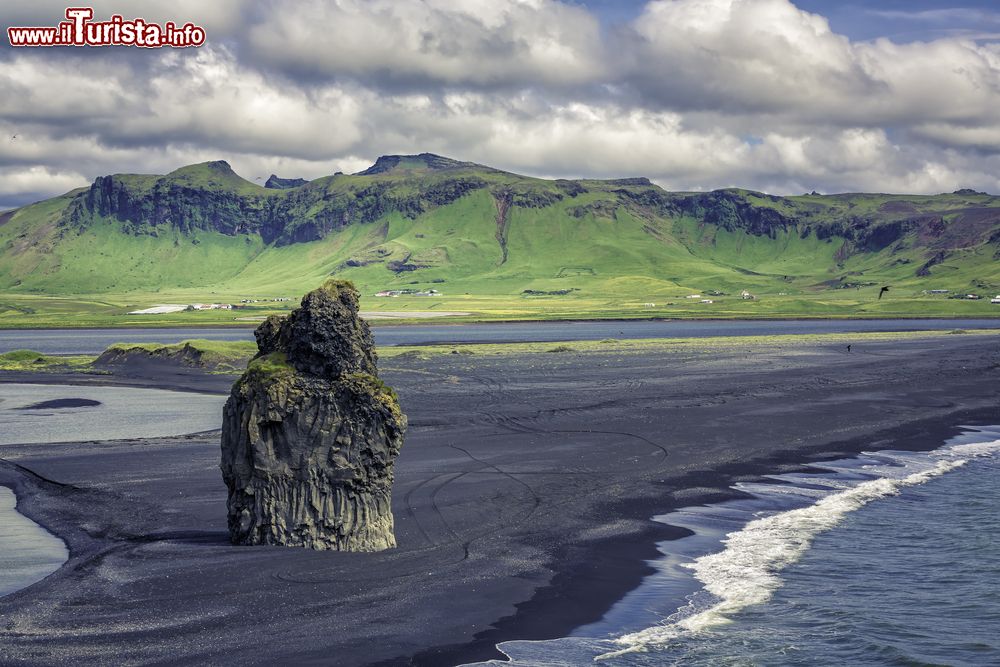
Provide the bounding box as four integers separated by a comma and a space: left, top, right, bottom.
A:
7, 7, 206, 48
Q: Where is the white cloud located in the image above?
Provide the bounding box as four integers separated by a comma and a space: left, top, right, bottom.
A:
245, 0, 607, 86
3, 0, 1000, 207
0, 55, 136, 123
0, 46, 367, 160
626, 0, 1000, 129
0, 165, 88, 208
107, 47, 367, 159
853, 37, 1000, 125
625, 0, 873, 114
913, 122, 1000, 151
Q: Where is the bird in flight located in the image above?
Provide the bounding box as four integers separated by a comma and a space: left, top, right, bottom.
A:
9, 134, 16, 141
878, 286, 891, 300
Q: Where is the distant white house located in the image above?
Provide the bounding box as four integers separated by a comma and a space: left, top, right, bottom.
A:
700, 299, 714, 304
189, 303, 232, 311
991, 295, 1000, 304
740, 290, 756, 300
643, 302, 656, 308
685, 294, 702, 299
375, 289, 441, 297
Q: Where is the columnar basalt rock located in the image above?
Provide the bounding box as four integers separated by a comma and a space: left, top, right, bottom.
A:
220, 280, 405, 551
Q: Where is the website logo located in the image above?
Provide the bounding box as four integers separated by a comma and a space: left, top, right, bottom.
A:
7, 7, 206, 48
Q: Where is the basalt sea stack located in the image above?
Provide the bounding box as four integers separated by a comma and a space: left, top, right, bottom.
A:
220, 280, 406, 550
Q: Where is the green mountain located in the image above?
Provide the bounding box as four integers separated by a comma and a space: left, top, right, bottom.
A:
1, 153, 998, 322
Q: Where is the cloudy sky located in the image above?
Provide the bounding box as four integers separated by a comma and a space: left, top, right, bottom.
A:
3, 0, 1000, 208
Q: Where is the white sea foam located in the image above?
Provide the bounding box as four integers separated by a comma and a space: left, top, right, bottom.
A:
938, 438, 1000, 458
598, 443, 994, 660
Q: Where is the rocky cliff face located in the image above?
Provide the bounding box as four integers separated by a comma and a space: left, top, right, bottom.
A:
674, 190, 796, 238
264, 175, 308, 190
61, 160, 492, 246
220, 280, 405, 551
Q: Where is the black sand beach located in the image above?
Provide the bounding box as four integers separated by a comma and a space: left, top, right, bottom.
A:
1, 333, 999, 666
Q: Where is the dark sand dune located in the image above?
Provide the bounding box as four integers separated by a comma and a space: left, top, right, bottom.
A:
1, 334, 998, 666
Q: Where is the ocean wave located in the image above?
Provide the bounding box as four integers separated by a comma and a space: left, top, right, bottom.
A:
600, 438, 1000, 660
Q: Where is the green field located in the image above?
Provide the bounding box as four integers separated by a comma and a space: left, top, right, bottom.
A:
1, 155, 998, 327
0, 348, 94, 372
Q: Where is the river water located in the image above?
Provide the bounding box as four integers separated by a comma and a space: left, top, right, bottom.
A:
0, 487, 68, 598
0, 383, 226, 597
0, 383, 227, 445
1, 318, 999, 354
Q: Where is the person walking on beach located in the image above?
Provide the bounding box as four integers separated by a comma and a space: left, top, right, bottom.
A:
846, 344, 852, 353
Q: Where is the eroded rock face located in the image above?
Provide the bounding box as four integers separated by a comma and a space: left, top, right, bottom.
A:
221, 280, 405, 551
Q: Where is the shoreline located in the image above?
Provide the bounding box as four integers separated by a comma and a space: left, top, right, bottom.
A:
0, 333, 998, 665
413, 407, 1000, 667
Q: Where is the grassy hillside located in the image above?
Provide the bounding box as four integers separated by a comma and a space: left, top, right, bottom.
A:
1, 154, 998, 326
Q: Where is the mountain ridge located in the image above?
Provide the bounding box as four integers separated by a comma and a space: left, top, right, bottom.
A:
1, 154, 998, 303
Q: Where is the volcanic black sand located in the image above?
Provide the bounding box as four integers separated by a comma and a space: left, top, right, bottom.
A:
1, 334, 999, 666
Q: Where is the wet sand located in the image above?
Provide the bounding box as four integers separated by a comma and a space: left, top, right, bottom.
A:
0, 333, 998, 665
15, 398, 102, 410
